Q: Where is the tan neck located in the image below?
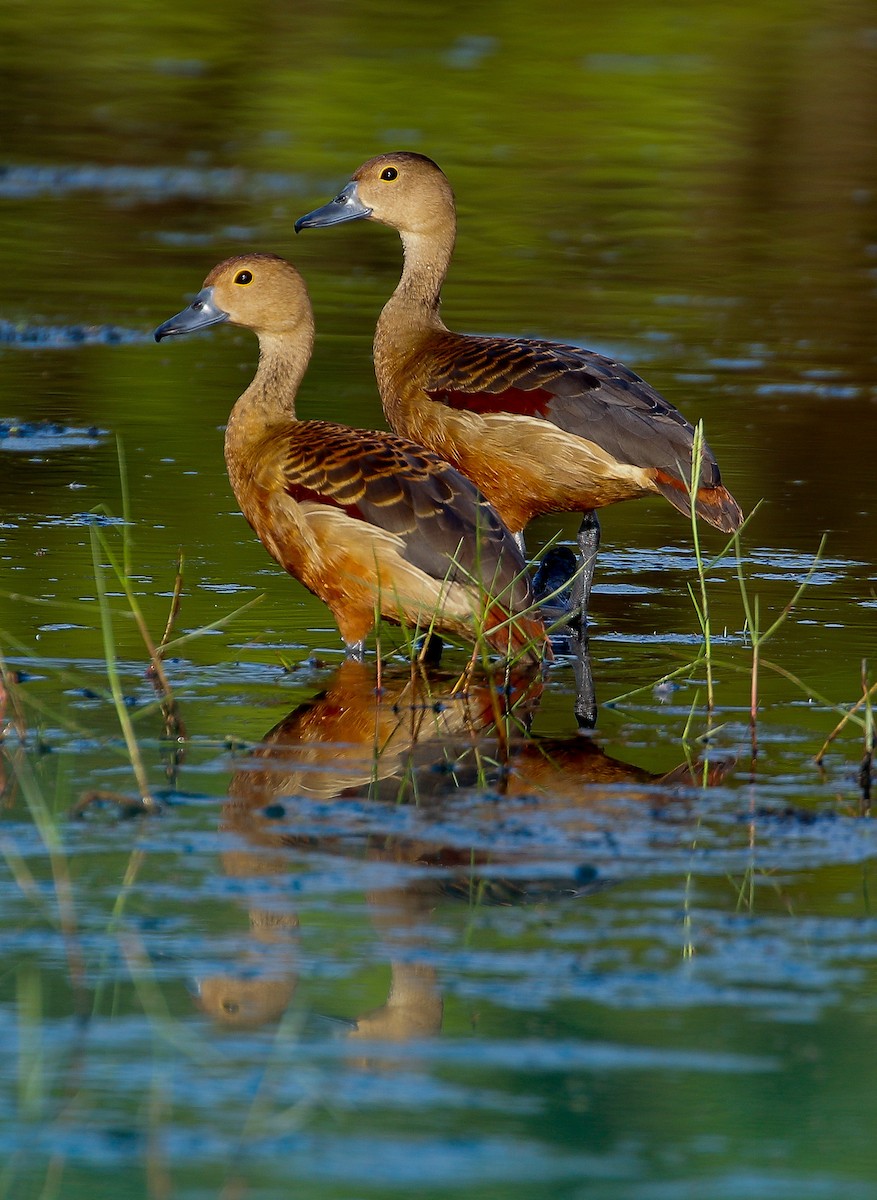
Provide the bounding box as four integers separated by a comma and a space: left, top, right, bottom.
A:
397, 227, 454, 310
224, 323, 313, 472
374, 225, 454, 402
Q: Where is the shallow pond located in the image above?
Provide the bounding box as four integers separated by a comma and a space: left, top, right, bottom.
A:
1, 2, 876, 1197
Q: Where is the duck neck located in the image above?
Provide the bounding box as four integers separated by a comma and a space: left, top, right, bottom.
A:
224, 324, 313, 473
375, 225, 455, 380
397, 226, 454, 313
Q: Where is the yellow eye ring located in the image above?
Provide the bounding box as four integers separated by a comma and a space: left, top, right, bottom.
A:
380, 167, 398, 181
235, 270, 253, 285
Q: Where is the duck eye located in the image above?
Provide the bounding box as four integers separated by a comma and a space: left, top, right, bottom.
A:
234, 270, 253, 286
380, 167, 398, 181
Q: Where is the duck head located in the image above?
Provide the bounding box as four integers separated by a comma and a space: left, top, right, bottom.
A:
154, 253, 313, 342
295, 152, 455, 239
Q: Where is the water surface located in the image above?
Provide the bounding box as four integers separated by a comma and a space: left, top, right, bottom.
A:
1, 2, 876, 1197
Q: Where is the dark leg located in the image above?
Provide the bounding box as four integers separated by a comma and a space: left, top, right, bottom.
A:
571, 511, 601, 634
416, 633, 444, 666
531, 517, 599, 729
531, 540, 598, 729
570, 626, 597, 730
532, 545, 577, 613
570, 511, 600, 729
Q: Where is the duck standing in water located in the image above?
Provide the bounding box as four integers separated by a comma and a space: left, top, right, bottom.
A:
154, 254, 546, 663
295, 152, 744, 630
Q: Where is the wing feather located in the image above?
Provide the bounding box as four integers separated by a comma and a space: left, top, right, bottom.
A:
422, 332, 723, 488
280, 421, 529, 608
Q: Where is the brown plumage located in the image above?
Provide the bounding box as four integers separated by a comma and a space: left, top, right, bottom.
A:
295, 153, 744, 617
154, 253, 545, 661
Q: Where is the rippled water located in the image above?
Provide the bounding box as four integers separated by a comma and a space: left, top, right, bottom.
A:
2, 2, 877, 1197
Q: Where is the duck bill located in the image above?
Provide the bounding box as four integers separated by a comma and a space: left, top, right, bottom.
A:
153, 287, 229, 342
294, 180, 373, 232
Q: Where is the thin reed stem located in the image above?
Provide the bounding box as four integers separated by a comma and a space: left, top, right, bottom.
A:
815, 673, 877, 764
89, 523, 156, 811
687, 422, 713, 709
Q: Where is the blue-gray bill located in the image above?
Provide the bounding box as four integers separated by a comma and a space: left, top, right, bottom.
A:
294, 181, 373, 231
154, 286, 229, 341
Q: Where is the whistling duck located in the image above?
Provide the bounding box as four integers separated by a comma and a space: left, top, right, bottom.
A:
154, 254, 545, 662
295, 152, 744, 625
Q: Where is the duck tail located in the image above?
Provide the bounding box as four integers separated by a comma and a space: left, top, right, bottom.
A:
693, 484, 744, 533
652, 471, 744, 534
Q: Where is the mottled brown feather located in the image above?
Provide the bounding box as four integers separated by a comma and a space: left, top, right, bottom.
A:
418, 331, 744, 531
419, 330, 739, 521
425, 334, 711, 479
277, 420, 531, 610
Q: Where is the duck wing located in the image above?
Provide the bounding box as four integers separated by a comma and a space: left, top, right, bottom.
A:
281, 421, 530, 606
421, 332, 722, 489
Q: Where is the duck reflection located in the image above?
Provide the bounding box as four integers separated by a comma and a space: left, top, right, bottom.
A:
224, 658, 541, 815
200, 660, 538, 1031
202, 660, 724, 1035
196, 910, 299, 1030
